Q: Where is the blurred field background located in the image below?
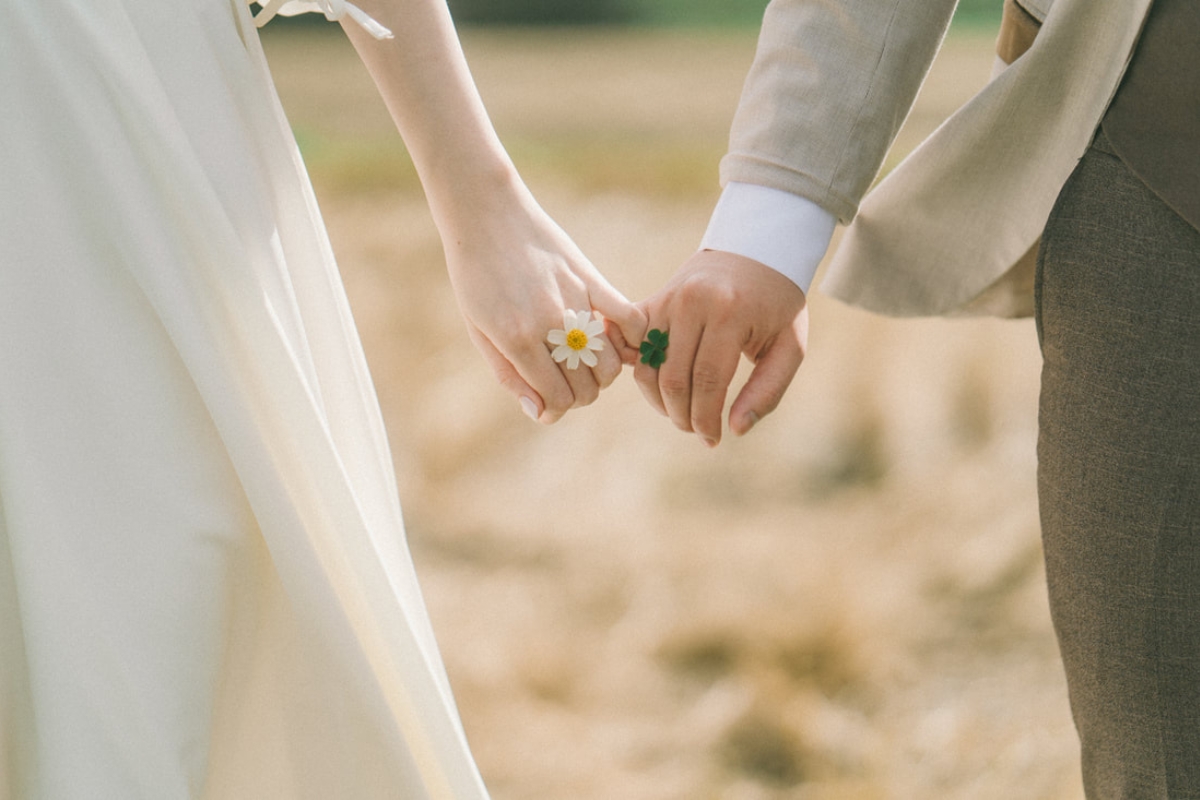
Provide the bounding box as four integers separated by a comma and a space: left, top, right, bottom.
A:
261, 7, 1084, 799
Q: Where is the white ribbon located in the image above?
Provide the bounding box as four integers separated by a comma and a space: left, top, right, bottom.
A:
252, 0, 394, 40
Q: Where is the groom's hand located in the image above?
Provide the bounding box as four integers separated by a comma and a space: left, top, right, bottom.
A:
634, 250, 808, 447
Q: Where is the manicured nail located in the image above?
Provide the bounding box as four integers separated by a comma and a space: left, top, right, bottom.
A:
702, 436, 718, 449
520, 397, 540, 421
744, 411, 761, 432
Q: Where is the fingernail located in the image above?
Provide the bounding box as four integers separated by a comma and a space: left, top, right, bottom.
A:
701, 436, 718, 449
745, 411, 760, 432
520, 397, 540, 421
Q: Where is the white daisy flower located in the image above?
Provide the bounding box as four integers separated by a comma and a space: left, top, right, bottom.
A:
547, 309, 606, 370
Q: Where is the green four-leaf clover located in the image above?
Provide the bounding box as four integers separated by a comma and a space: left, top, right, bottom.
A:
639, 328, 669, 368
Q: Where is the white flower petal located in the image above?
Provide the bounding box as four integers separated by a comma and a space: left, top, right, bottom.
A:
583, 319, 605, 337
580, 348, 599, 368
551, 344, 573, 363
562, 309, 578, 330
565, 350, 582, 369
547, 330, 567, 345
587, 338, 605, 352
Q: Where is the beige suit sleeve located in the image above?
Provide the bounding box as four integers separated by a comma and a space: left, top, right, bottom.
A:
720, 0, 959, 224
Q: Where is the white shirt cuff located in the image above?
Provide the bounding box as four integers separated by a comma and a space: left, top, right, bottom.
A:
699, 182, 836, 295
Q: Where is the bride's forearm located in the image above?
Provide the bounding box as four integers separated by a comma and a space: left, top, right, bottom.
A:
340, 0, 523, 233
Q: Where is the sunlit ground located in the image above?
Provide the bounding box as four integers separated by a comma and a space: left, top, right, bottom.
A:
263, 25, 1084, 800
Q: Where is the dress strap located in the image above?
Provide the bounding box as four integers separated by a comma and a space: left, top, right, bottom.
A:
252, 0, 393, 40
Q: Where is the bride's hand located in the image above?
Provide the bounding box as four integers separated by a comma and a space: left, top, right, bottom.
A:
337, 2, 644, 421
440, 178, 646, 424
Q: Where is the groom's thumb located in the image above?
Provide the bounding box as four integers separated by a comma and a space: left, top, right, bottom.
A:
729, 336, 804, 436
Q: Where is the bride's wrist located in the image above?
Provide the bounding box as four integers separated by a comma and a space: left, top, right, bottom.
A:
428, 158, 534, 239
427, 163, 540, 250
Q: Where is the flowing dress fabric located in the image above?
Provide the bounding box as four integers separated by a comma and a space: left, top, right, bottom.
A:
0, 0, 489, 797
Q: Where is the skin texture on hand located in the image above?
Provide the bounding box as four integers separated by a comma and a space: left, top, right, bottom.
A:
634, 249, 808, 446
340, 0, 645, 423
441, 184, 646, 424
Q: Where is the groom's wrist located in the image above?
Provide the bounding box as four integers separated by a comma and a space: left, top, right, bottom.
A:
699, 182, 836, 295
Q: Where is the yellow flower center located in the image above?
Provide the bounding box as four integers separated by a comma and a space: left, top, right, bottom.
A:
566, 329, 589, 351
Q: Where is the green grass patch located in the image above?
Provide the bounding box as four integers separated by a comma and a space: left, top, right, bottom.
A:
507, 136, 726, 197
295, 133, 421, 195
636, 0, 1000, 30
632, 0, 768, 28
298, 130, 726, 198
269, 0, 1000, 30
951, 0, 1003, 30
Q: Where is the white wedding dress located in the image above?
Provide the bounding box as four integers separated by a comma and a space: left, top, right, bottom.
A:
0, 1, 489, 797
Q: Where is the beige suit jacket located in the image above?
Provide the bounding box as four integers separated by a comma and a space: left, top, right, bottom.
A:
721, 0, 1153, 317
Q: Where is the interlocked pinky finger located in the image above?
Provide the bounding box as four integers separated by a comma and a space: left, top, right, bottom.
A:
631, 317, 671, 418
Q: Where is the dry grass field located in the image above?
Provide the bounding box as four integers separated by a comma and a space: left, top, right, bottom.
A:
262, 25, 1084, 800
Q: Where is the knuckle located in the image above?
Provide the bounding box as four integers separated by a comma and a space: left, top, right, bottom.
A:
543, 385, 574, 415
675, 280, 703, 304
759, 389, 786, 414
489, 359, 518, 384
573, 385, 599, 408
509, 318, 547, 348
497, 374, 526, 398
595, 362, 620, 389
680, 277, 737, 309
490, 365, 528, 397
513, 343, 550, 369
658, 373, 691, 399
691, 363, 728, 394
